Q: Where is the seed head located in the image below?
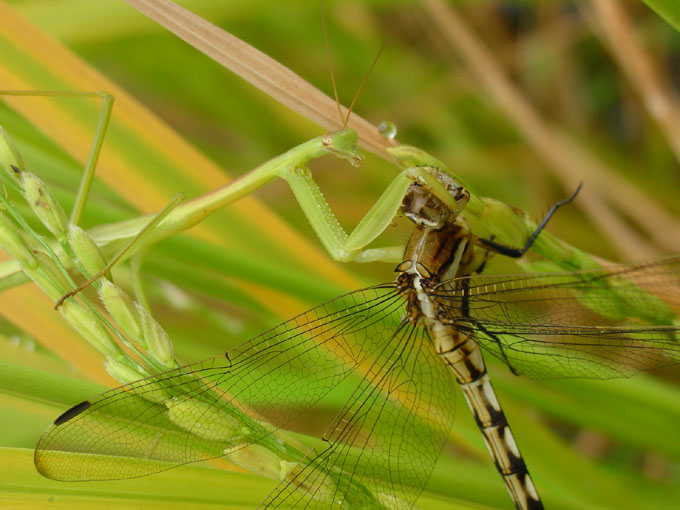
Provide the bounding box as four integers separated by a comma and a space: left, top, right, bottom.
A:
68, 224, 108, 278
22, 173, 68, 237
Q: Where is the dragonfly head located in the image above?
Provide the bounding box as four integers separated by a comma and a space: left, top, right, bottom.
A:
322, 128, 363, 167
401, 168, 470, 229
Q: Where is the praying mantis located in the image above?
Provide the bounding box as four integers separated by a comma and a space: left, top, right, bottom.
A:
1, 1, 680, 509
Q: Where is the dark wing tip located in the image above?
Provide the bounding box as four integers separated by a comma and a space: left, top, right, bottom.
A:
54, 400, 91, 426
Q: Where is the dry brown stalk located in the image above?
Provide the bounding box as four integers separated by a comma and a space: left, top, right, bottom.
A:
588, 0, 680, 167
122, 0, 394, 158
423, 0, 680, 258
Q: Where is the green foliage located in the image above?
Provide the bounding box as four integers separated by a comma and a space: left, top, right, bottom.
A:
644, 0, 680, 32
1, 1, 679, 509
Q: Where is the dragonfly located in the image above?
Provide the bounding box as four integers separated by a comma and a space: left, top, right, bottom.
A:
34, 161, 680, 509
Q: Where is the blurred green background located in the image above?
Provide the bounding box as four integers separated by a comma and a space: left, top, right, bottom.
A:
1, 1, 679, 509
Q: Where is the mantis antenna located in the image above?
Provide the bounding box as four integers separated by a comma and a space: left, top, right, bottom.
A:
344, 40, 388, 128
320, 0, 388, 128
320, 0, 344, 127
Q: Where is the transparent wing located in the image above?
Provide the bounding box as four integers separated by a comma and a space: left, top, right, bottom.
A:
433, 255, 680, 379
35, 284, 407, 481
260, 323, 457, 509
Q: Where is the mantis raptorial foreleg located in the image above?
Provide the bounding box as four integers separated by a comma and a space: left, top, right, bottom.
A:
182, 129, 586, 268
85, 132, 469, 266
285, 158, 471, 263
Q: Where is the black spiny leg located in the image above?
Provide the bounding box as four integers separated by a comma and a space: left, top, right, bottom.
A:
461, 276, 519, 375
478, 183, 582, 258
474, 236, 496, 275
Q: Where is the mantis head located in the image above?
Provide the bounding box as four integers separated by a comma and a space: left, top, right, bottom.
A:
322, 128, 363, 167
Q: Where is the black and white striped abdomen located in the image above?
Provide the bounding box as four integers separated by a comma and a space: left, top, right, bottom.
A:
431, 321, 543, 510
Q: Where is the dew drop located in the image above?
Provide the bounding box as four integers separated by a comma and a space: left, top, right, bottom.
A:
378, 120, 397, 140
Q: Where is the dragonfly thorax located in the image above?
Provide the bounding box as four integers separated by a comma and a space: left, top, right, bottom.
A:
396, 219, 477, 326
398, 220, 474, 282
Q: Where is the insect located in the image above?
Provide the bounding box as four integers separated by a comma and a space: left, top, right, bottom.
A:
33, 155, 680, 510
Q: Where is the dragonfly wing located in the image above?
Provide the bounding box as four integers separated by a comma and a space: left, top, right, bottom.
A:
434, 255, 680, 379
260, 323, 457, 509
35, 284, 406, 481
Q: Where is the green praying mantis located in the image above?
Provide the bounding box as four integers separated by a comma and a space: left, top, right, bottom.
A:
0, 88, 602, 294
0, 0, 605, 296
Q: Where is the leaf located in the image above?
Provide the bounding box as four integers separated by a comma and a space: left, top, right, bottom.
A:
643, 0, 680, 32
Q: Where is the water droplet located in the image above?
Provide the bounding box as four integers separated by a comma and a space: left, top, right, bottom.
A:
378, 121, 397, 140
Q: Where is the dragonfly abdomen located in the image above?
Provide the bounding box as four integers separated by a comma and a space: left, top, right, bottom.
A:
433, 324, 543, 510
461, 374, 543, 510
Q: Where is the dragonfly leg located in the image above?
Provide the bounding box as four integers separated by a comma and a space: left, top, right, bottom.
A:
478, 323, 520, 376
461, 279, 520, 375
473, 235, 496, 274
476, 183, 583, 258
